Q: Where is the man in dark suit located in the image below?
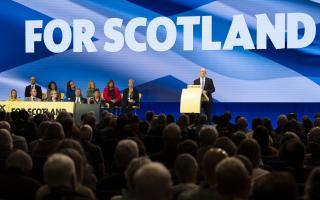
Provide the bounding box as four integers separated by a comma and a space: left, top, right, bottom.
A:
70, 88, 87, 104
24, 76, 42, 99
194, 68, 215, 122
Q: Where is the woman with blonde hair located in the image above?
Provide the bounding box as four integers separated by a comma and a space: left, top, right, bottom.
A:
86, 80, 96, 99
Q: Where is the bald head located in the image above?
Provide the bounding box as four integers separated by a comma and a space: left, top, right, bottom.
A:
134, 162, 172, 200
44, 153, 76, 189
202, 148, 228, 186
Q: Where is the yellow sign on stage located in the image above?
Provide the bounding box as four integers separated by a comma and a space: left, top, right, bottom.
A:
0, 101, 75, 117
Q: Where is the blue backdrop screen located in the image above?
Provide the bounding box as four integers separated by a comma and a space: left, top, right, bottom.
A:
1, 0, 320, 103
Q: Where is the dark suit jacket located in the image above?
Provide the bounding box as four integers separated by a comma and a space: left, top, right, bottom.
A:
193, 77, 215, 101
69, 97, 87, 104
25, 85, 42, 99
121, 88, 139, 107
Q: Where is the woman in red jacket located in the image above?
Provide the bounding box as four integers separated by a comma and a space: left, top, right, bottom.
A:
103, 80, 121, 107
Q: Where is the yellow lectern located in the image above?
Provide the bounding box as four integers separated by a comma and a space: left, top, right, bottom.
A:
180, 85, 203, 113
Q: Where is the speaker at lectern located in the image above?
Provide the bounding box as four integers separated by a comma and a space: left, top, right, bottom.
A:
180, 85, 203, 113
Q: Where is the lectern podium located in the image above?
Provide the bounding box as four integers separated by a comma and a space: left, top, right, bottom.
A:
180, 85, 203, 113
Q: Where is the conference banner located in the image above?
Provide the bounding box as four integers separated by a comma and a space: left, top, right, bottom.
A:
0, 101, 75, 117
0, 0, 320, 103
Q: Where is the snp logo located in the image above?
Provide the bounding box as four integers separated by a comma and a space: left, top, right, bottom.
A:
0, 104, 6, 112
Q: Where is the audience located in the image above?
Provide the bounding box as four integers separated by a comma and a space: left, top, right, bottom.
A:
1, 109, 320, 200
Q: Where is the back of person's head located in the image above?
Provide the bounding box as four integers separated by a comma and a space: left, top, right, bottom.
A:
158, 114, 167, 126
178, 140, 198, 159
215, 157, 250, 198
202, 148, 228, 186
6, 150, 33, 173
134, 162, 172, 200
287, 113, 298, 121
176, 114, 190, 130
58, 148, 84, 184
0, 121, 11, 132
236, 117, 248, 131
232, 131, 246, 146
279, 139, 305, 168
44, 153, 76, 189
252, 118, 263, 131
305, 167, 320, 200
117, 114, 128, 128
238, 138, 261, 168
38, 121, 51, 138
214, 136, 237, 156
82, 113, 96, 129
223, 111, 232, 121
18, 110, 30, 121
197, 114, 207, 124
79, 124, 93, 141
252, 125, 270, 150
166, 114, 174, 124
303, 116, 313, 134
125, 157, 151, 191
199, 125, 218, 147
33, 114, 48, 126
235, 155, 253, 176
175, 154, 198, 183
162, 123, 182, 147
128, 136, 147, 156
279, 131, 299, 147
308, 127, 320, 145
55, 139, 86, 159
115, 139, 139, 169
145, 111, 155, 122
277, 114, 288, 128
252, 172, 297, 200
56, 112, 72, 125
0, 129, 13, 151
42, 122, 65, 140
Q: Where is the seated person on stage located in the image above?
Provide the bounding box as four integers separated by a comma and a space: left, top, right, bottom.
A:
47, 90, 60, 102
103, 80, 121, 107
66, 80, 76, 101
69, 88, 87, 104
25, 88, 41, 101
86, 80, 96, 99
121, 79, 139, 111
47, 81, 60, 101
25, 76, 42, 99
8, 89, 20, 101
89, 89, 106, 107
